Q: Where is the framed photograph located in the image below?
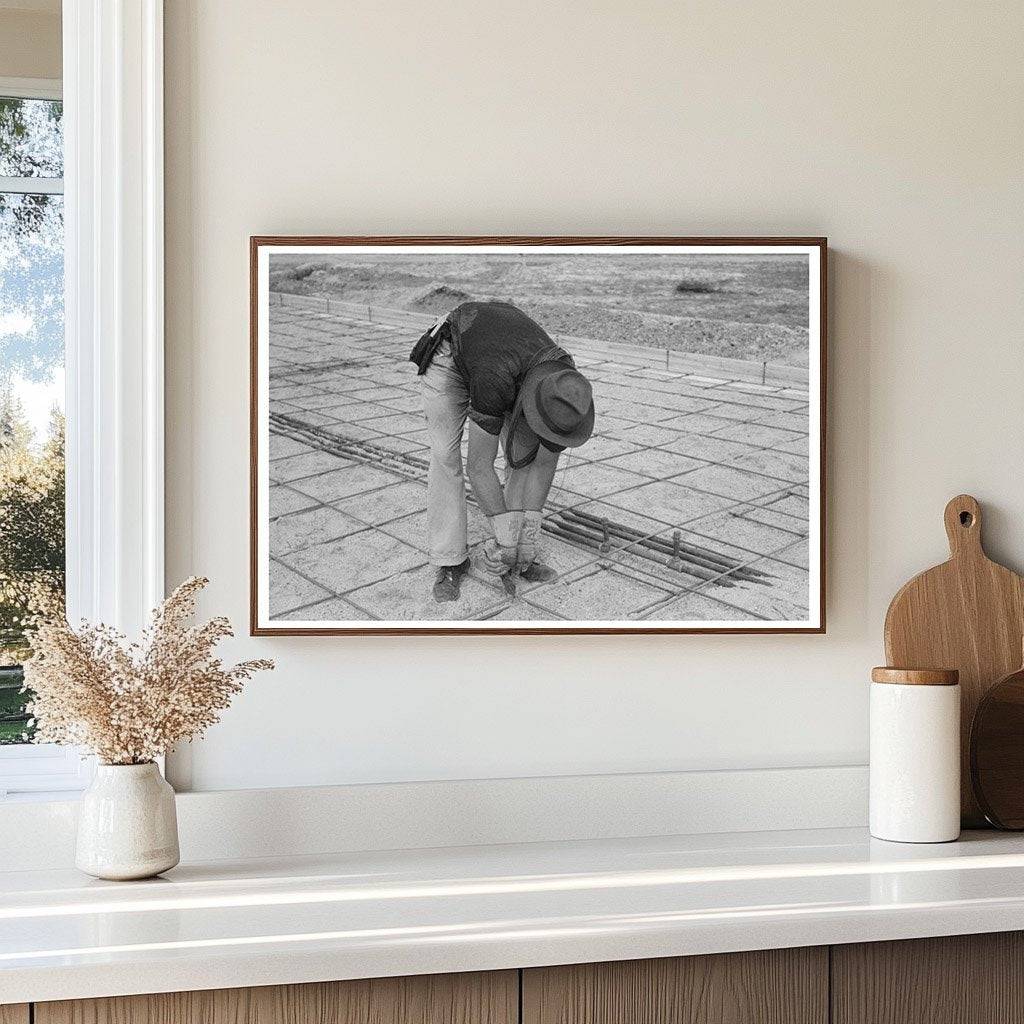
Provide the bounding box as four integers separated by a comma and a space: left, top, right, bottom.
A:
250, 237, 826, 635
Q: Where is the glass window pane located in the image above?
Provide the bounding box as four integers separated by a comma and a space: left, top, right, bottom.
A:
0, 187, 65, 744
0, 97, 63, 179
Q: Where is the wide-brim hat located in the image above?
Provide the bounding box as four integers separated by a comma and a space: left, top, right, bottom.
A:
514, 360, 595, 450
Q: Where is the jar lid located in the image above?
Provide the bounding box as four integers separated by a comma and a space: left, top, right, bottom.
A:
871, 667, 959, 686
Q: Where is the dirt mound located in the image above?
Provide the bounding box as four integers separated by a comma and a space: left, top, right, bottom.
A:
409, 284, 472, 313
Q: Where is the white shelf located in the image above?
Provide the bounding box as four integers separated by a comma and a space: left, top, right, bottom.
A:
4, 827, 1024, 1004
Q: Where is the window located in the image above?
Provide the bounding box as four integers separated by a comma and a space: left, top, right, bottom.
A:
0, 5, 166, 798
0, 80, 84, 797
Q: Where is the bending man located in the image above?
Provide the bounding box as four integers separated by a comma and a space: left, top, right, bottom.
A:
410, 301, 595, 602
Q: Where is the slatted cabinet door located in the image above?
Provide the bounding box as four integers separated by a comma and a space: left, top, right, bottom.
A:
832, 933, 1024, 1024
35, 971, 518, 1024
522, 948, 828, 1024
0, 1006, 29, 1024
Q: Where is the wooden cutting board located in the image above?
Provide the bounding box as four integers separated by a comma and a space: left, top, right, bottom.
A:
969, 648, 1024, 829
884, 494, 1024, 826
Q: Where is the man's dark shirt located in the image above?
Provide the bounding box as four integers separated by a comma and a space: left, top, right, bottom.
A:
447, 301, 572, 435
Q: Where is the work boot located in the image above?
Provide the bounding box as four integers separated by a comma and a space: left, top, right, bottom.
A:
518, 511, 558, 583
520, 562, 558, 583
432, 558, 470, 603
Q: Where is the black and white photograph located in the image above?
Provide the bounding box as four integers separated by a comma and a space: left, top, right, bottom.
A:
251, 239, 825, 633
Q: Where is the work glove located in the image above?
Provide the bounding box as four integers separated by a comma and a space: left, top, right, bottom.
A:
518, 510, 558, 583
480, 512, 522, 576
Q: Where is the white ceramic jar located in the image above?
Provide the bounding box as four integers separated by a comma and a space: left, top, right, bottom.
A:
76, 762, 180, 880
869, 667, 961, 843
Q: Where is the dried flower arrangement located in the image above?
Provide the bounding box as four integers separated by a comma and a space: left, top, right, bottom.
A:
22, 577, 273, 765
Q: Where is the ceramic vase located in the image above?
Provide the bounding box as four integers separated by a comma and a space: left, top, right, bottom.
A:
76, 762, 180, 880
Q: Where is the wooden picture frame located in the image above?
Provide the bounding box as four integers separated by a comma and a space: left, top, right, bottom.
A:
251, 237, 827, 635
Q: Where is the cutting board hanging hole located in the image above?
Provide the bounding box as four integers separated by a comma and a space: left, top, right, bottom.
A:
944, 494, 983, 557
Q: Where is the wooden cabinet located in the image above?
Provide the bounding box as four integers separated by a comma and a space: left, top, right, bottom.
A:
34, 971, 517, 1024
832, 932, 1024, 1024
23, 932, 1024, 1024
522, 948, 828, 1024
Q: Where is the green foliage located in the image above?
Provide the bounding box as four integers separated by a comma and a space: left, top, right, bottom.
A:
0, 393, 65, 742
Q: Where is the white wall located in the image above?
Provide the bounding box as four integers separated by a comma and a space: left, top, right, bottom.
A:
164, 0, 1024, 792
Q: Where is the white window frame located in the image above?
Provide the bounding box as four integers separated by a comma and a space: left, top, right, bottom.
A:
0, 0, 165, 799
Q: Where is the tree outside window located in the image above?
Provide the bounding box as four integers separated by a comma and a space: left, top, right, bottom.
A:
0, 95, 65, 744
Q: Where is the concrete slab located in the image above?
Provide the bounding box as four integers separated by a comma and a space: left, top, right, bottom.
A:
343, 480, 428, 527
269, 449, 355, 484
595, 415, 653, 440
614, 423, 693, 448
361, 412, 429, 435
381, 394, 426, 414
708, 391, 804, 413
712, 422, 804, 448
316, 421, 388, 442
658, 412, 739, 435
269, 434, 311, 461
378, 507, 490, 554
727, 512, 808, 569
727, 449, 809, 484
629, 393, 717, 416
372, 434, 430, 455
674, 464, 792, 502
270, 384, 324, 400
265, 300, 813, 624
285, 409, 342, 429
278, 596, 369, 622
348, 385, 410, 402
334, 402, 401, 423
640, 589, 763, 621
289, 464, 398, 503
525, 566, 673, 621
660, 432, 756, 464
694, 402, 759, 422
398, 428, 432, 447
554, 463, 652, 500
303, 391, 365, 407
612, 480, 733, 527
286, 530, 426, 593
553, 495, 682, 538
347, 563, 507, 621
514, 532, 605, 582
775, 436, 812, 456
269, 485, 320, 518
289, 392, 366, 410
269, 562, 331, 616
600, 399, 685, 423
485, 602, 568, 621
752, 410, 812, 432
711, 553, 809, 620
686, 510, 808, 569
271, 506, 369, 555
563, 435, 641, 463
600, 448, 707, 480
767, 492, 810, 518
